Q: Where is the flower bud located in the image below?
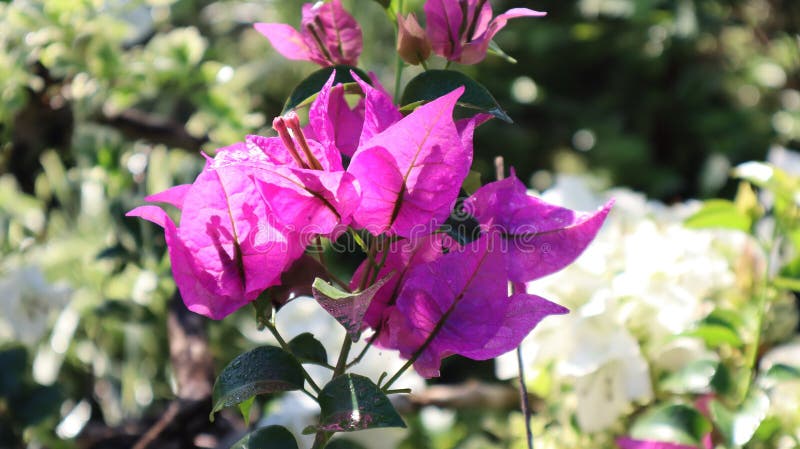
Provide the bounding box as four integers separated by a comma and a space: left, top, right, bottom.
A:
397, 13, 431, 66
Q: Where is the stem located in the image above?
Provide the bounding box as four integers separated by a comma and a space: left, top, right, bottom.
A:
742, 230, 777, 401
393, 0, 405, 104
346, 332, 377, 369
311, 430, 332, 449
264, 321, 322, 394
513, 283, 535, 449
333, 334, 353, 378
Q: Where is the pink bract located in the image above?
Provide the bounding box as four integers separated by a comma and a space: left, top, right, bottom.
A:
127, 146, 302, 320
254, 0, 362, 67
383, 234, 568, 377
424, 0, 545, 64
616, 437, 708, 449
463, 172, 613, 283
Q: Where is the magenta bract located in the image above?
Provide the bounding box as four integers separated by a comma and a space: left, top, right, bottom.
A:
616, 438, 706, 449
127, 147, 301, 320
383, 234, 568, 377
464, 173, 613, 283
254, 0, 362, 67
348, 86, 478, 237
424, 0, 545, 64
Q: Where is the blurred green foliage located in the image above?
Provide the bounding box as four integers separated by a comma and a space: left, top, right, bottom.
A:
0, 0, 798, 447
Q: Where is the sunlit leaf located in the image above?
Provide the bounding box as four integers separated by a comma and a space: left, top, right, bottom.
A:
710, 390, 769, 447
685, 199, 751, 231
630, 403, 711, 447
311, 374, 405, 433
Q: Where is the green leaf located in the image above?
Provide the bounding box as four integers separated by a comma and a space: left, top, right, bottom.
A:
630, 403, 712, 446
710, 362, 733, 395
238, 396, 255, 427
288, 333, 329, 366
325, 439, 369, 449
683, 324, 743, 348
710, 390, 770, 447
312, 273, 394, 341
660, 359, 718, 394
773, 276, 800, 292
312, 374, 405, 433
211, 346, 305, 419
763, 363, 800, 385
487, 40, 518, 64
230, 425, 300, 449
684, 199, 751, 231
283, 65, 372, 113
401, 70, 512, 123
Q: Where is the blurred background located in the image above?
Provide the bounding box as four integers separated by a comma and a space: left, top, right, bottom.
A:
1, 0, 798, 448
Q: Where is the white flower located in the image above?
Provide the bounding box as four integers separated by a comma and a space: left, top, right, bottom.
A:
0, 266, 71, 346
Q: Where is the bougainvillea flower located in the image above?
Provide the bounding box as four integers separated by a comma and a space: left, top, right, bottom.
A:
127, 146, 301, 319
240, 77, 360, 237
383, 234, 568, 377
350, 234, 454, 333
397, 13, 432, 65
463, 172, 613, 284
424, 0, 545, 65
347, 86, 478, 237
616, 437, 709, 449
254, 0, 362, 67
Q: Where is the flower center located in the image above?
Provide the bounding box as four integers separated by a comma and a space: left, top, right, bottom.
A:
272, 112, 324, 170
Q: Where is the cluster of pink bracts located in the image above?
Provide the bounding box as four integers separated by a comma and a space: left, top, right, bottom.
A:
127, 0, 614, 379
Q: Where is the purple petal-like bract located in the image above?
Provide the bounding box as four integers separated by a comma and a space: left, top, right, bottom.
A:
424, 0, 545, 64
616, 438, 704, 449
384, 234, 568, 377
348, 87, 470, 237
254, 0, 362, 67
127, 147, 301, 320
464, 173, 613, 283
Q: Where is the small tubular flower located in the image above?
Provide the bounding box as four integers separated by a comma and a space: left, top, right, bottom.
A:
424, 0, 545, 65
254, 0, 362, 67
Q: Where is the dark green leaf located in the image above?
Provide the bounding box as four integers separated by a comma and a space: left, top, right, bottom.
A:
710, 362, 733, 395
660, 359, 718, 394
710, 390, 769, 447
17, 385, 62, 426
684, 199, 751, 231
763, 363, 800, 384
230, 425, 299, 449
313, 374, 405, 433
312, 273, 394, 341
401, 70, 512, 122
211, 346, 305, 419
630, 403, 711, 446
0, 346, 26, 398
325, 439, 369, 449
288, 333, 329, 366
283, 65, 371, 113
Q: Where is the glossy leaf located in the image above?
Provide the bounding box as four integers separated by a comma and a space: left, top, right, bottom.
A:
211, 346, 305, 419
762, 363, 800, 386
288, 332, 329, 366
661, 359, 718, 394
709, 390, 769, 447
283, 65, 372, 113
401, 70, 512, 122
230, 425, 299, 449
684, 199, 751, 232
630, 403, 712, 447
313, 374, 405, 432
312, 273, 394, 340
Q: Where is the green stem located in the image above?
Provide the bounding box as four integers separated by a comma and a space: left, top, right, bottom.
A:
346, 332, 377, 369
393, 0, 405, 104
742, 231, 776, 401
333, 334, 353, 378
264, 321, 322, 394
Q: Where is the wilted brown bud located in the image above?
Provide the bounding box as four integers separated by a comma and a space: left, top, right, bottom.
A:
397, 13, 431, 65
